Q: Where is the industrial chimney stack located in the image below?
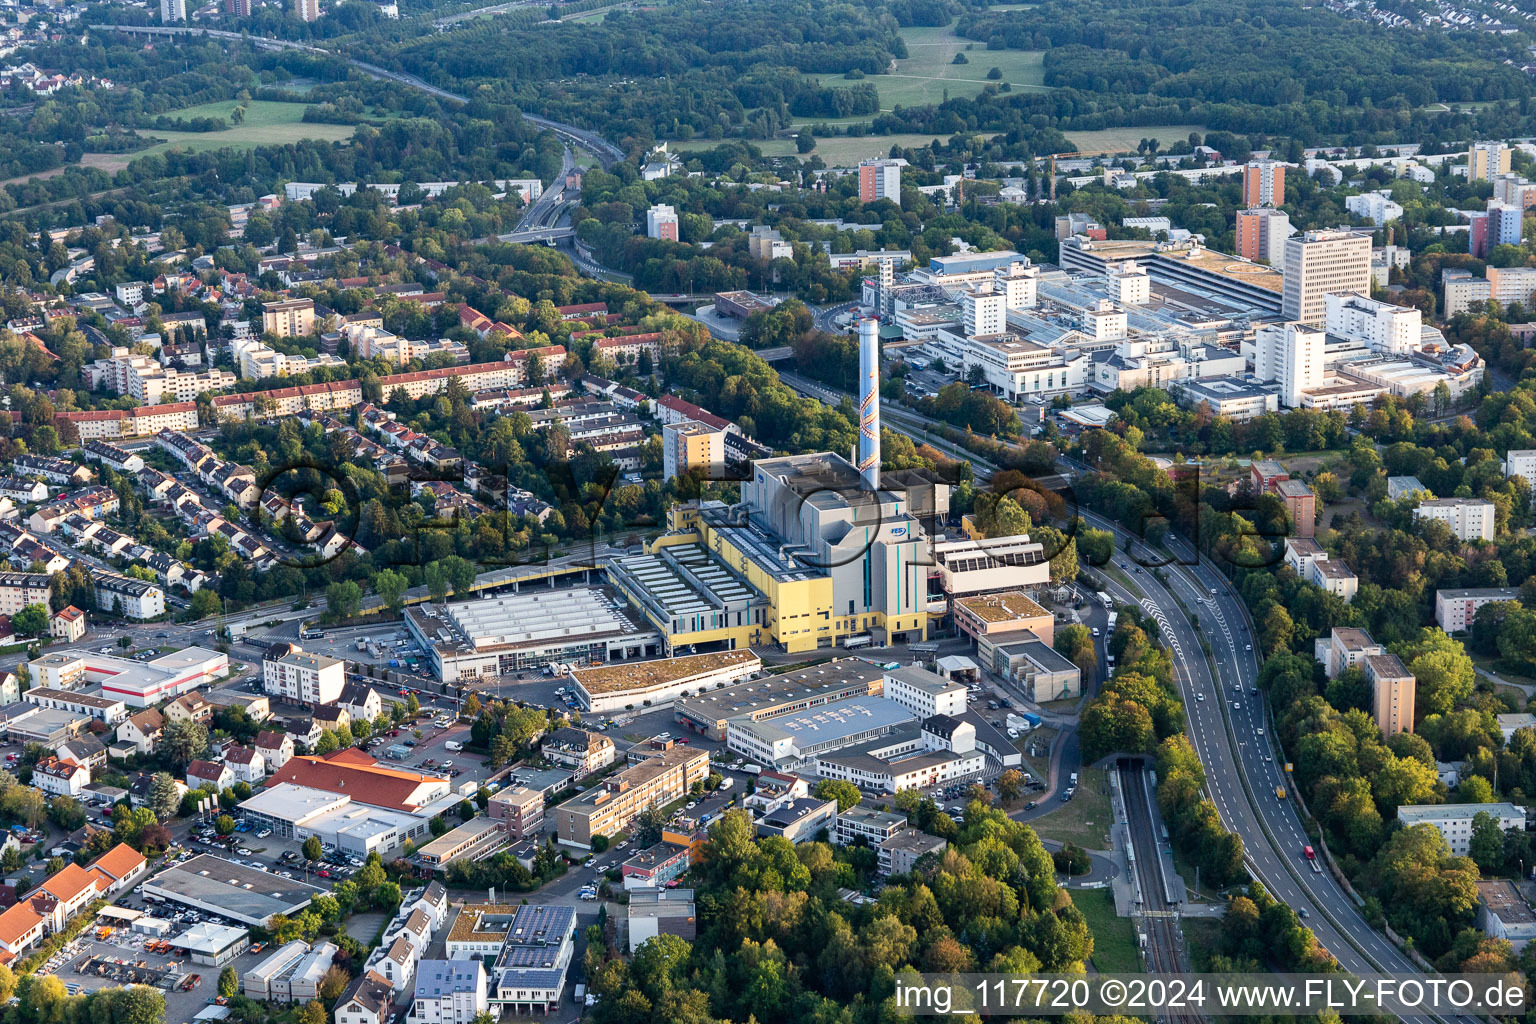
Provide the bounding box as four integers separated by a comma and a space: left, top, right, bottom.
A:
857, 317, 881, 490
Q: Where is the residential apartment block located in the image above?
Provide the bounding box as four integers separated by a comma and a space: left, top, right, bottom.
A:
1435, 587, 1521, 632
554, 746, 710, 849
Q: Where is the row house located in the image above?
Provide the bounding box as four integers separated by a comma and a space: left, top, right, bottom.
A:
0, 478, 46, 503
84, 441, 144, 473
12, 455, 91, 486
157, 431, 216, 473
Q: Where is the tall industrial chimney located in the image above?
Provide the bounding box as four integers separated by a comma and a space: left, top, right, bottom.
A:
857, 317, 881, 490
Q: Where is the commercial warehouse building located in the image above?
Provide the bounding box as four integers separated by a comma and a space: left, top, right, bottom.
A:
725, 696, 916, 769
407, 586, 661, 683
237, 783, 433, 858
570, 649, 760, 714
672, 660, 884, 741
142, 854, 327, 926
30, 647, 228, 708
416, 817, 506, 871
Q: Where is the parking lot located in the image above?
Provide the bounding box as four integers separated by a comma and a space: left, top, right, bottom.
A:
164, 822, 359, 887
45, 926, 276, 1021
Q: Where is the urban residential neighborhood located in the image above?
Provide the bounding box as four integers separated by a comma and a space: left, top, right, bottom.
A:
9, 0, 1536, 1021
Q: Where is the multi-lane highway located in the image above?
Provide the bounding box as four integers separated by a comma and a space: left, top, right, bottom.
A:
779, 371, 1468, 1013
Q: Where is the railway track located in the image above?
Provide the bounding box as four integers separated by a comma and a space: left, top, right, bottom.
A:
1119, 759, 1205, 1024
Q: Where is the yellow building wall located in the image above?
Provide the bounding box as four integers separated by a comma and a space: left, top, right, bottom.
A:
647, 507, 931, 653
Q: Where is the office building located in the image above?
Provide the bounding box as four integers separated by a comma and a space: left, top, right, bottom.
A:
1235, 208, 1292, 262
1397, 802, 1525, 856
1242, 159, 1285, 208
996, 260, 1041, 308
1435, 587, 1521, 632
294, 0, 320, 20
953, 590, 1054, 645
1323, 292, 1423, 355
646, 204, 679, 241
1365, 652, 1415, 737
858, 159, 903, 206
1281, 230, 1372, 325
963, 285, 1007, 336
1253, 321, 1325, 408
882, 665, 967, 719
1468, 141, 1512, 182
1414, 498, 1496, 542
814, 714, 987, 793
262, 298, 316, 337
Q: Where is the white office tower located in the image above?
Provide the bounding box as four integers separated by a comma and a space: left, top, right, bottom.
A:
160, 0, 186, 20
994, 261, 1039, 310
1108, 260, 1150, 305
1323, 292, 1421, 356
1281, 229, 1372, 325
1254, 322, 1325, 407
962, 285, 1006, 337
856, 318, 881, 490
1082, 299, 1128, 342
878, 260, 895, 317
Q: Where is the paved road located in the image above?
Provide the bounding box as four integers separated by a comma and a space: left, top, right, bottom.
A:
781, 372, 1466, 1016
107, 25, 624, 169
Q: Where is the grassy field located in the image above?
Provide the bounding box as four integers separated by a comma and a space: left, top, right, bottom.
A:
1032, 766, 1112, 850
671, 137, 801, 158
1065, 125, 1207, 156
1072, 889, 1141, 973
811, 132, 1000, 164
136, 100, 356, 157
807, 22, 1047, 113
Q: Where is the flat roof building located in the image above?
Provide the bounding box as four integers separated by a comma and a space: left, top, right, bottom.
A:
1397, 802, 1525, 856
554, 746, 710, 850
673, 659, 884, 741
726, 695, 915, 768
1436, 587, 1520, 632
144, 854, 327, 926
406, 586, 661, 684
570, 649, 760, 715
